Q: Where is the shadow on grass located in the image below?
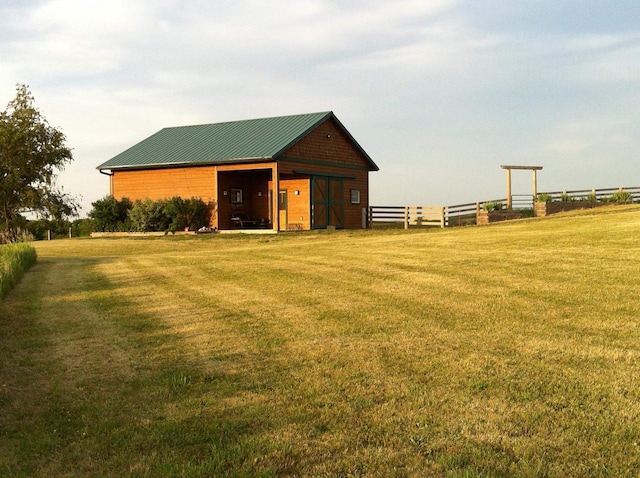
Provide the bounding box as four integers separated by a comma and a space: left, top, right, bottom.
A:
0, 256, 291, 477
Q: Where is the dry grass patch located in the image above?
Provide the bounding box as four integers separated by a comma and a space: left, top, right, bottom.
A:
1, 205, 640, 476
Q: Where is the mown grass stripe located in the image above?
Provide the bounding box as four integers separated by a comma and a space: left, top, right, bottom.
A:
0, 206, 639, 476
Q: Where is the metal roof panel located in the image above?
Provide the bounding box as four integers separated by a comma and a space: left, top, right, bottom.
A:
98, 111, 333, 170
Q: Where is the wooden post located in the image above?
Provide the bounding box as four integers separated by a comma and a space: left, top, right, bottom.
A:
213, 166, 219, 230
361, 208, 367, 229
501, 165, 542, 210
47, 230, 51, 241
440, 207, 445, 228
404, 207, 409, 230
272, 163, 279, 232
68, 226, 72, 239
505, 168, 512, 209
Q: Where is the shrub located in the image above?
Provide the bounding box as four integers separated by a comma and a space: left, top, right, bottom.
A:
609, 190, 633, 203
71, 218, 96, 237
0, 243, 37, 299
483, 201, 503, 211
129, 198, 171, 232
163, 197, 210, 232
536, 193, 553, 202
89, 196, 211, 233
560, 192, 575, 202
89, 197, 132, 232
578, 192, 598, 203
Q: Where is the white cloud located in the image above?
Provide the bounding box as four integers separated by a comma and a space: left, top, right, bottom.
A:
1, 0, 138, 80
545, 117, 636, 156
1, 0, 639, 213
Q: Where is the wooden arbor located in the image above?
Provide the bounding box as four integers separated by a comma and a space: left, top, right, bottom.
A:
500, 165, 543, 209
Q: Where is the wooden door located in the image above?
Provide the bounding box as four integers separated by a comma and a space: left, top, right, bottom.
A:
312, 176, 343, 229
312, 177, 328, 229
278, 190, 288, 231
329, 178, 344, 228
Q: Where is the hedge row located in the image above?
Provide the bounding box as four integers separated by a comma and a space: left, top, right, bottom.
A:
89, 196, 211, 233
0, 243, 37, 300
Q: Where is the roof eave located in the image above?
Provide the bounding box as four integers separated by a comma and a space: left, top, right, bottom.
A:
96, 156, 275, 172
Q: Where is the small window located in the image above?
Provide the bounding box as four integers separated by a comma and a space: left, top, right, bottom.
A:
350, 189, 361, 204
231, 188, 243, 205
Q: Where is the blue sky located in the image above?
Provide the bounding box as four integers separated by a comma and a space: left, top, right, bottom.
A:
1, 0, 639, 214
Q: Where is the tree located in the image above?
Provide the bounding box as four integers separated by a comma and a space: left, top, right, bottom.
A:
0, 84, 77, 235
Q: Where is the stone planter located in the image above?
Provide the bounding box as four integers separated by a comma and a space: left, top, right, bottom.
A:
534, 201, 598, 217
477, 210, 522, 225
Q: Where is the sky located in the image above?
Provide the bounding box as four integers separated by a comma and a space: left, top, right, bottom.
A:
1, 0, 639, 215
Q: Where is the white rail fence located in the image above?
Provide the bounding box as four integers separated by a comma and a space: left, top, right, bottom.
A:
369, 186, 640, 229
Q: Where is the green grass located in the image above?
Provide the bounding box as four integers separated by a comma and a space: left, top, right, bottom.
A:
0, 242, 37, 299
1, 205, 640, 476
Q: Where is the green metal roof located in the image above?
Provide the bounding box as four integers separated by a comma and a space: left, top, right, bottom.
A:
98, 111, 378, 171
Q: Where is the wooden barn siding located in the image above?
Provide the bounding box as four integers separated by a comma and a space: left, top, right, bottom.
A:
285, 117, 370, 169
112, 166, 217, 203
217, 162, 275, 173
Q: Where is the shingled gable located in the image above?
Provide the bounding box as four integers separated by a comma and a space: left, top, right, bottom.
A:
97, 111, 378, 172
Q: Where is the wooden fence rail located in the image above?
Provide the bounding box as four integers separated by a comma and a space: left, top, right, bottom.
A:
368, 206, 446, 229
370, 186, 640, 229
539, 187, 640, 202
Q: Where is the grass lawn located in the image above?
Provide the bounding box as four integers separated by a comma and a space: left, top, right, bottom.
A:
1, 205, 640, 477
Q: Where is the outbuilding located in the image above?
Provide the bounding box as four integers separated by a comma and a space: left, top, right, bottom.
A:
97, 111, 378, 231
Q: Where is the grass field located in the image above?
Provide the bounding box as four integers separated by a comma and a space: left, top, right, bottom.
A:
1, 206, 640, 477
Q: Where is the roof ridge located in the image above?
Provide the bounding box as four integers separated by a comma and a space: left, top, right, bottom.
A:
163, 111, 333, 130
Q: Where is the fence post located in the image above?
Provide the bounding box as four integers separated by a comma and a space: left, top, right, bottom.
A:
361, 208, 366, 229
47, 230, 52, 241
404, 207, 409, 230
68, 226, 72, 239
440, 207, 445, 228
